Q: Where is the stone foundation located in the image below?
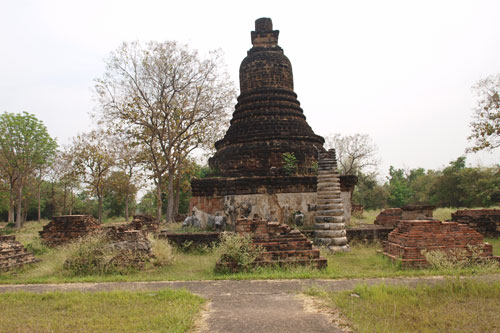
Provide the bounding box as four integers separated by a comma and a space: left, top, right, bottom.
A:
40, 215, 101, 247
215, 217, 327, 272
451, 209, 500, 237
129, 215, 160, 233
0, 235, 38, 271
105, 226, 153, 267
381, 220, 497, 268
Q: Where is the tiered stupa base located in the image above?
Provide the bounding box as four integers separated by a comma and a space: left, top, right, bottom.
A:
215, 217, 327, 272
381, 219, 499, 268
314, 149, 349, 252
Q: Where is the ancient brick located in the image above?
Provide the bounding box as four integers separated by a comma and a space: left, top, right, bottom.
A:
381, 220, 498, 268
451, 209, 500, 237
0, 235, 38, 271
39, 215, 101, 247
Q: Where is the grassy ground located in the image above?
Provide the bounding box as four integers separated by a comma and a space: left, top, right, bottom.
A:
0, 289, 204, 333
1, 219, 499, 284
2, 239, 500, 284
307, 278, 500, 332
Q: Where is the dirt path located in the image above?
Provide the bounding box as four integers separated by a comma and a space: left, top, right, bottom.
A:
2, 275, 499, 332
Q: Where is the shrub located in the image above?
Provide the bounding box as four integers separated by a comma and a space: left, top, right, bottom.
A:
149, 236, 176, 266
215, 232, 264, 272
282, 152, 298, 176
63, 234, 118, 275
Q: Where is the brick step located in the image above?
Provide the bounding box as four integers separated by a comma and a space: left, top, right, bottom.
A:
260, 249, 322, 260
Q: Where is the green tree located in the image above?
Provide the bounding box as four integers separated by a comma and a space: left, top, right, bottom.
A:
70, 130, 115, 223
0, 112, 57, 228
352, 172, 388, 209
386, 166, 414, 207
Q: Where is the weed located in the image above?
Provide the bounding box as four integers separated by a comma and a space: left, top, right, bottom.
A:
282, 152, 298, 176
215, 232, 264, 273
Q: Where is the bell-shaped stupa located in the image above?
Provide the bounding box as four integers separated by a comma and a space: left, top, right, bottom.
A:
209, 17, 324, 177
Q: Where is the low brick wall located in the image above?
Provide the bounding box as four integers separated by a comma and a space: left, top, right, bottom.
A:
40, 215, 101, 247
1, 235, 38, 271
451, 209, 500, 237
159, 231, 222, 248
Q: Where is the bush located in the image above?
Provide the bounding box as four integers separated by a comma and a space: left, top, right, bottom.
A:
215, 232, 264, 272
63, 234, 119, 276
149, 236, 176, 266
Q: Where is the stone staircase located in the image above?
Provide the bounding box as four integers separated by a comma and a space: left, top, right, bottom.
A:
314, 149, 350, 252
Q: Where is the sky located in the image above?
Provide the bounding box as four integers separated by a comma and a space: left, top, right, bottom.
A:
1, 0, 500, 179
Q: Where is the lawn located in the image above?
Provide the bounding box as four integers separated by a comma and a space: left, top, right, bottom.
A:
1, 219, 500, 284
0, 289, 205, 333
307, 278, 500, 332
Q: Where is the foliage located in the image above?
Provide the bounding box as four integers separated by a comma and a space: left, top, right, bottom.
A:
149, 236, 176, 266
0, 112, 57, 227
69, 130, 115, 222
324, 133, 378, 175
0, 289, 205, 333
352, 172, 388, 210
95, 40, 236, 222
282, 152, 298, 176
63, 234, 120, 276
215, 232, 264, 272
468, 73, 500, 152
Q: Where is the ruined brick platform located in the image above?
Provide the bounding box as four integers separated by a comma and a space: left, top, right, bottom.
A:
451, 209, 500, 237
39, 215, 101, 247
374, 205, 435, 228
0, 235, 38, 271
129, 215, 160, 233
105, 226, 153, 267
381, 219, 496, 268
216, 217, 327, 272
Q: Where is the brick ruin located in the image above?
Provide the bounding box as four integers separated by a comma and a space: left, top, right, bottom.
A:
0, 235, 38, 271
129, 215, 160, 233
105, 226, 153, 267
381, 220, 497, 268
190, 17, 356, 228
314, 150, 349, 252
374, 205, 435, 228
40, 215, 101, 247
215, 217, 327, 272
451, 209, 500, 237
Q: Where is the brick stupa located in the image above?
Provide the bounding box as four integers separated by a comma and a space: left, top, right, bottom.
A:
190, 18, 357, 227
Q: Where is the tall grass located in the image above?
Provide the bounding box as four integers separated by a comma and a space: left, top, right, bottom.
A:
309, 279, 500, 332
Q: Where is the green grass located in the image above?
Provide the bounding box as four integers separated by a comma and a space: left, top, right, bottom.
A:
0, 289, 204, 333
307, 278, 500, 332
2, 239, 499, 284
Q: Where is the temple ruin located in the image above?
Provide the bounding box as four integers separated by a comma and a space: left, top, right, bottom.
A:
190, 18, 356, 228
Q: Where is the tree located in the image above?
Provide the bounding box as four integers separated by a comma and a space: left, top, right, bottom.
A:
468, 73, 500, 152
0, 112, 57, 228
324, 133, 378, 175
70, 130, 115, 223
95, 41, 235, 222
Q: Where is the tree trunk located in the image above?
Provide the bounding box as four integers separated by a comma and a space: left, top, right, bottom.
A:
166, 170, 175, 223
97, 190, 103, 223
173, 176, 180, 216
156, 179, 162, 222
15, 181, 23, 229
69, 190, 73, 215
37, 181, 41, 222
125, 193, 129, 222
62, 185, 67, 215
8, 177, 15, 223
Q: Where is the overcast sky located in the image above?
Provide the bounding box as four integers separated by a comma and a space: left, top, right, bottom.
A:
1, 0, 499, 178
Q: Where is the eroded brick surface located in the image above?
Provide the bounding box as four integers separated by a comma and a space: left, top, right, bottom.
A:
0, 235, 38, 271
39, 215, 101, 247
381, 220, 497, 268
451, 209, 500, 237
216, 217, 327, 271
